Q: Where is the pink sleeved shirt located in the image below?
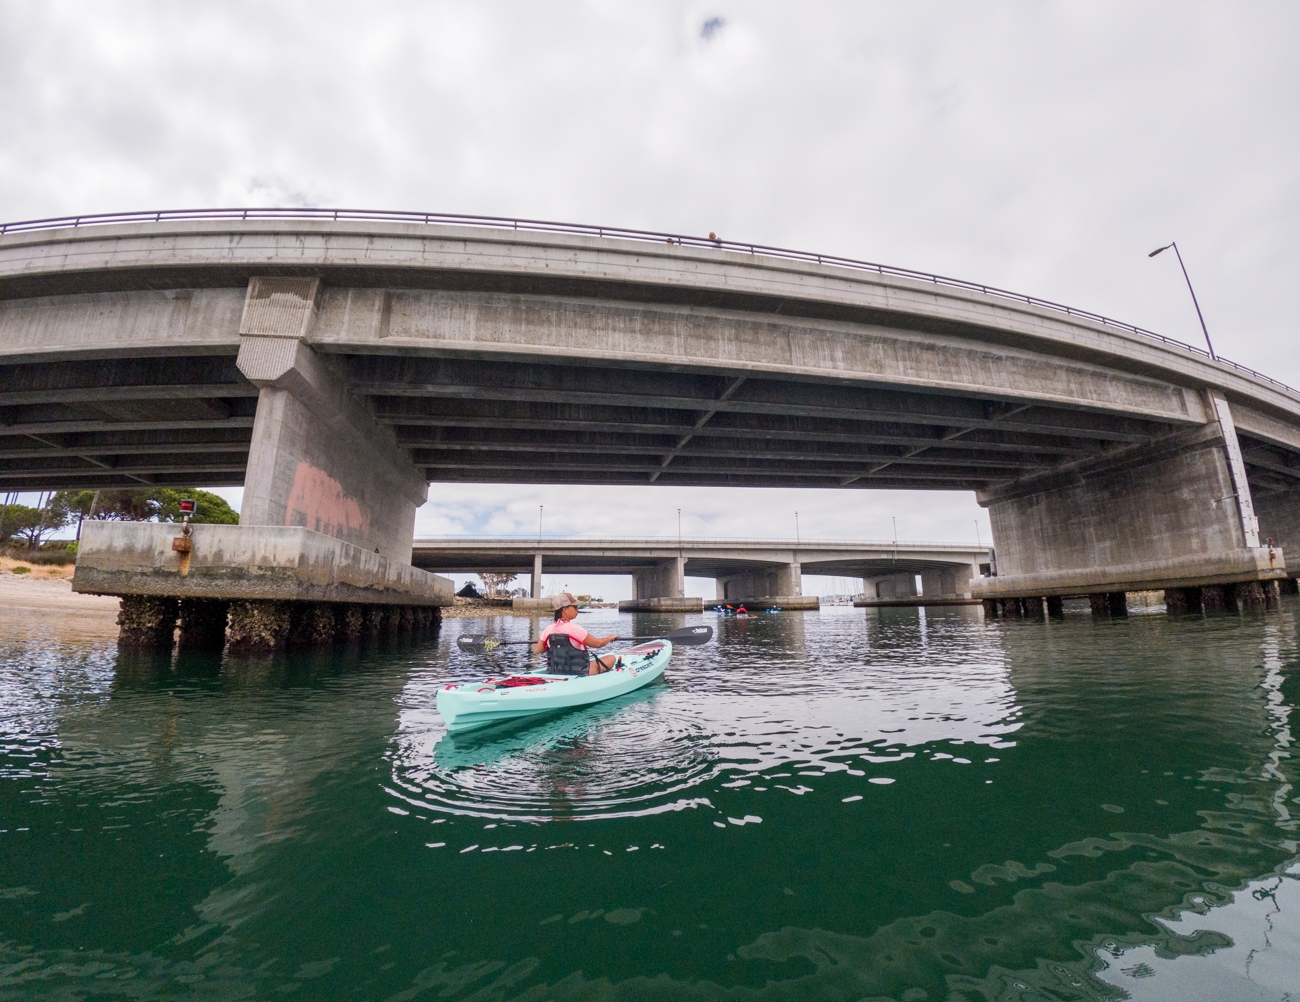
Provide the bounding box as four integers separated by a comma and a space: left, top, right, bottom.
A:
539, 620, 592, 651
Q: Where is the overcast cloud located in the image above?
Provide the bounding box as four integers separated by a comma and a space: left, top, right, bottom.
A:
2, 2, 1295, 597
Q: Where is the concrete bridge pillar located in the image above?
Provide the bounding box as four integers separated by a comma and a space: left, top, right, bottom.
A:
717, 562, 803, 602
236, 278, 429, 561
920, 565, 973, 598
974, 390, 1284, 603
531, 554, 543, 598
633, 557, 685, 600
870, 573, 918, 600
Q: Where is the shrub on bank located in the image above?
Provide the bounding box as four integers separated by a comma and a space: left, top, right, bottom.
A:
1, 544, 78, 565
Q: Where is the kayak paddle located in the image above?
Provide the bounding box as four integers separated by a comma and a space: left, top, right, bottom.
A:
456, 624, 713, 655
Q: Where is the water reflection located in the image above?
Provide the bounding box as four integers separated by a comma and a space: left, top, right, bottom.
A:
0, 604, 1297, 1000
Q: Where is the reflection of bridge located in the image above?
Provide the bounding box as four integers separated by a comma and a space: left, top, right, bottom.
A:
412, 537, 991, 607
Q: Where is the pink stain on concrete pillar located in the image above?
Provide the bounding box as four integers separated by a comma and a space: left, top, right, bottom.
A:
285, 462, 370, 543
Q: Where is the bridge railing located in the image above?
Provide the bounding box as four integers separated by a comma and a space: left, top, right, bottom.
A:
2, 206, 1294, 400
414, 536, 990, 550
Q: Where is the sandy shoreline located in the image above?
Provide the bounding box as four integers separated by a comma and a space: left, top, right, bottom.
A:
0, 571, 122, 642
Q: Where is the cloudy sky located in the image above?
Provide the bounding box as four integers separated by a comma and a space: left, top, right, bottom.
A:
3, 2, 1296, 597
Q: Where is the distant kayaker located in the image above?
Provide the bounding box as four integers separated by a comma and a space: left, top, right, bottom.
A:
534, 592, 620, 675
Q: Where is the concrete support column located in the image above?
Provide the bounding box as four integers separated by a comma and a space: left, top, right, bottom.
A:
633, 557, 685, 599
1088, 592, 1128, 618
228, 600, 293, 653
1202, 584, 1234, 615
920, 565, 972, 598
776, 561, 802, 597
117, 595, 178, 649
178, 599, 230, 650
871, 573, 918, 600
531, 554, 543, 598
236, 278, 429, 562
1164, 586, 1203, 615
290, 603, 337, 646
1239, 579, 1280, 611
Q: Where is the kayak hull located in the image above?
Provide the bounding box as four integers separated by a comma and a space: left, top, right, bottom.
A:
436, 641, 670, 732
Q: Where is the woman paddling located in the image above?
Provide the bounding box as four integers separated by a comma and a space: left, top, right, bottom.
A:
533, 592, 620, 675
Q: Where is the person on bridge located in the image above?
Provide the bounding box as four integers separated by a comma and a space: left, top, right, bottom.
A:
534, 593, 620, 675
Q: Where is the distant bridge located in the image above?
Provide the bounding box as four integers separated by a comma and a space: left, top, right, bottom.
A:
411, 537, 991, 603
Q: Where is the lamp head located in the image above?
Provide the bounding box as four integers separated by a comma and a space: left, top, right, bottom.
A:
1149, 243, 1173, 258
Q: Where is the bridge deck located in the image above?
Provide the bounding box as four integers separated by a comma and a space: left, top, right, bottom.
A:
2, 214, 1298, 498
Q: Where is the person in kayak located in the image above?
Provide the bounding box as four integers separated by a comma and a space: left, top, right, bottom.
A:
534, 592, 620, 675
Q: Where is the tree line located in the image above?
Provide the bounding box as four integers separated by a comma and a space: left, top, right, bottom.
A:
0, 488, 239, 548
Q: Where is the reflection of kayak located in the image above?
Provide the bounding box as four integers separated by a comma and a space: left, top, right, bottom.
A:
436, 641, 671, 733
434, 687, 659, 770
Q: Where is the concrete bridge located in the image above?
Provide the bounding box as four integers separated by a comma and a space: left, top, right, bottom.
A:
410, 536, 991, 610
1, 208, 1296, 643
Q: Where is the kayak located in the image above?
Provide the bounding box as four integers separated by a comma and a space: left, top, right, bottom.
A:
436, 640, 671, 732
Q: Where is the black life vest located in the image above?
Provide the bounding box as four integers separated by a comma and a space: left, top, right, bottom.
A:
546, 634, 590, 675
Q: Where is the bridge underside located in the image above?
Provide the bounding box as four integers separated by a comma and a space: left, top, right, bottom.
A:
3, 349, 1295, 529
0, 347, 1217, 492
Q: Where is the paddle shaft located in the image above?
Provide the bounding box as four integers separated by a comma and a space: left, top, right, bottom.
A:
472, 634, 687, 648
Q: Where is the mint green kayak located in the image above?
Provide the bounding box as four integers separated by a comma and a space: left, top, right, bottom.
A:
436, 641, 671, 732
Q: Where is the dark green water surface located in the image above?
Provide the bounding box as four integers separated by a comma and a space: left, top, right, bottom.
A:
2, 603, 1299, 1000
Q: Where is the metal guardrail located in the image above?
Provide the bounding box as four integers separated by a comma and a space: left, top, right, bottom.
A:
415, 536, 990, 550
1, 206, 1294, 399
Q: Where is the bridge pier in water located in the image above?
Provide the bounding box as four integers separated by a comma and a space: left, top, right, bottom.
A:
73, 277, 452, 650
973, 391, 1286, 617
710, 561, 817, 611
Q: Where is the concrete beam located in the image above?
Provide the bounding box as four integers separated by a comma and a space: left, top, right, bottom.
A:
72, 522, 452, 606
327, 288, 1206, 426
350, 356, 1185, 443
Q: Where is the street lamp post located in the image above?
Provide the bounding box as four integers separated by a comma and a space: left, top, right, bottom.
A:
1149, 241, 1216, 360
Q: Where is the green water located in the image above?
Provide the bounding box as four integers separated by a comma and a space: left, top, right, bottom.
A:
2, 603, 1298, 1000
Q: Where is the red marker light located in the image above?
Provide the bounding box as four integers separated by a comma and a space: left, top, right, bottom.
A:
179, 499, 196, 514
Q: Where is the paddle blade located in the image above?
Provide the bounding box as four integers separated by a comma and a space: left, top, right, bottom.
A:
456, 634, 506, 654
667, 625, 713, 646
